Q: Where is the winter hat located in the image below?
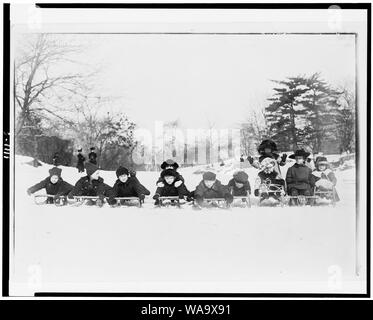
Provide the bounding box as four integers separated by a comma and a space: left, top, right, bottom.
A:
160, 159, 179, 170
90, 147, 95, 151
116, 166, 129, 178
161, 168, 177, 178
315, 156, 329, 167
233, 171, 249, 183
289, 149, 311, 159
49, 167, 62, 177
85, 162, 99, 176
77, 148, 82, 152
257, 139, 278, 153
203, 171, 216, 181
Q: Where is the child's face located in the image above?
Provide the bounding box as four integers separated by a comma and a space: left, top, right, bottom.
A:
91, 170, 100, 180
119, 174, 128, 183
295, 156, 304, 164
318, 164, 327, 171
204, 180, 215, 188
50, 175, 59, 184
164, 176, 175, 185
264, 166, 274, 174
264, 148, 272, 154
235, 182, 244, 188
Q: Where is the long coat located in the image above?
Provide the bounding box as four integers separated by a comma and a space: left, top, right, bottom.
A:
227, 179, 251, 196
28, 177, 73, 197
88, 152, 97, 165
77, 154, 85, 172
194, 180, 233, 204
257, 171, 285, 186
286, 163, 315, 191
68, 176, 111, 199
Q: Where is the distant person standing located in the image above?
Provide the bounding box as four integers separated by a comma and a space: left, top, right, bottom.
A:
52, 152, 60, 166
76, 148, 85, 173
88, 147, 97, 165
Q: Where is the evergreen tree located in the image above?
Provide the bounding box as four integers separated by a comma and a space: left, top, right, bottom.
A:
265, 76, 309, 150
300, 73, 341, 153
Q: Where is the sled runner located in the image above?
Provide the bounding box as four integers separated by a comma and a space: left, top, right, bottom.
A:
70, 196, 106, 207
313, 186, 337, 206
112, 197, 144, 208
232, 196, 251, 208
285, 195, 318, 206
257, 183, 286, 207
156, 196, 183, 208
34, 194, 67, 206
194, 198, 231, 209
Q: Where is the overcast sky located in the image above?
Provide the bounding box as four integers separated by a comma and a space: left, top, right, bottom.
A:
16, 33, 356, 131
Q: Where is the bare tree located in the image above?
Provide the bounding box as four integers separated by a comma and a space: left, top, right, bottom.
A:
14, 34, 94, 137
334, 86, 356, 153
240, 108, 269, 156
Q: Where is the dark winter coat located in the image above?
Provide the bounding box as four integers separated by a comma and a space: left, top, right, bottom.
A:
257, 171, 285, 186
155, 178, 190, 198
88, 152, 97, 165
130, 176, 151, 196
286, 163, 315, 191
52, 153, 60, 166
68, 176, 111, 199
108, 177, 150, 205
194, 180, 233, 204
28, 177, 73, 196
227, 178, 251, 196
77, 153, 85, 171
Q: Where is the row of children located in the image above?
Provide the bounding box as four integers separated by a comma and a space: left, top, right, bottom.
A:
27, 148, 339, 206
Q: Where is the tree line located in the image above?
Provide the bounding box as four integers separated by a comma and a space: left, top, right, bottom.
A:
14, 34, 137, 170
241, 73, 355, 155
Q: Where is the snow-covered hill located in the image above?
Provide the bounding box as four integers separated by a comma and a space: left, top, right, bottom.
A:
10, 155, 363, 295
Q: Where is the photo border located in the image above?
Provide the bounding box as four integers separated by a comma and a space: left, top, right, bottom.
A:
2, 2, 371, 298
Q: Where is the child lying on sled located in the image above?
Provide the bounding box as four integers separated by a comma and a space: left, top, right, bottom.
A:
153, 169, 191, 205
27, 167, 73, 204
68, 162, 111, 207
228, 171, 251, 197
156, 159, 184, 187
193, 171, 233, 206
254, 158, 285, 203
107, 166, 150, 206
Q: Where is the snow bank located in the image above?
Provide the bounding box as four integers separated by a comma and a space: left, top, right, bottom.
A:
10, 154, 364, 295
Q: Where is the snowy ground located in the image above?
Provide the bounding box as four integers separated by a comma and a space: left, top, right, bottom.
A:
10, 155, 365, 295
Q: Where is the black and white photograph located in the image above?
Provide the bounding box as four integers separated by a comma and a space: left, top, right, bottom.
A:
1, 2, 370, 298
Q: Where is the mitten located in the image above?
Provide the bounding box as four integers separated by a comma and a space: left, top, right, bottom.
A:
174, 180, 183, 188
